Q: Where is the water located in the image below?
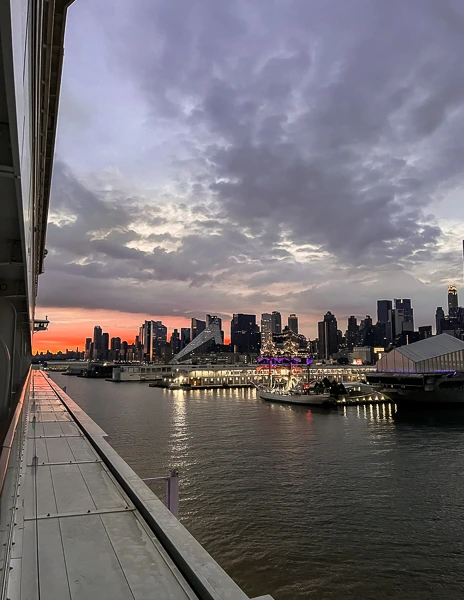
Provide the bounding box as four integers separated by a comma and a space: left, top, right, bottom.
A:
50, 373, 464, 600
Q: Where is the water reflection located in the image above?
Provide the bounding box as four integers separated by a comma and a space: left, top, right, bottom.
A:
343, 402, 394, 423
50, 374, 464, 600
393, 407, 464, 428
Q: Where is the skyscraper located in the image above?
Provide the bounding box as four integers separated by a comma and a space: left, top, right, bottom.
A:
377, 300, 393, 342
93, 326, 102, 360
191, 318, 206, 340
152, 321, 168, 354
170, 329, 180, 354
271, 311, 282, 335
393, 299, 414, 337
139, 320, 167, 361
448, 286, 458, 316
346, 316, 359, 350
84, 338, 92, 360
317, 311, 338, 359
435, 307, 445, 335
231, 314, 260, 354
261, 313, 272, 344
102, 332, 109, 360
206, 315, 224, 342
180, 328, 191, 350
288, 314, 298, 334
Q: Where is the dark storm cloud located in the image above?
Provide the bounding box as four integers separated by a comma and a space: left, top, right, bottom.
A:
110, 0, 464, 268
45, 162, 301, 310
41, 0, 464, 330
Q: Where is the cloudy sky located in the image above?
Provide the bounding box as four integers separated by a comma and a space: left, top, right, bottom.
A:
36, 0, 464, 351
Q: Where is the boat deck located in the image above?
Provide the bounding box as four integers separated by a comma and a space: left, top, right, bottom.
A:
7, 372, 196, 600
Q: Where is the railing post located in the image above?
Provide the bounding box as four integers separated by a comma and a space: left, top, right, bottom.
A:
166, 468, 179, 518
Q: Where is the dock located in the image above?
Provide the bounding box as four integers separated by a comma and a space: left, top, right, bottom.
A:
1, 371, 273, 600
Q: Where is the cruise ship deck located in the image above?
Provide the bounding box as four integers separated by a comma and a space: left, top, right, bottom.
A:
3, 371, 270, 600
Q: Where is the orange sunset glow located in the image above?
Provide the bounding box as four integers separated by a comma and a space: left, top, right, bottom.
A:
33, 307, 191, 353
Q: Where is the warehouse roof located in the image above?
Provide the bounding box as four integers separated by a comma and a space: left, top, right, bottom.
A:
394, 333, 464, 363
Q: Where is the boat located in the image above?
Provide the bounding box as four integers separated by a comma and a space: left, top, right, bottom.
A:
257, 386, 333, 406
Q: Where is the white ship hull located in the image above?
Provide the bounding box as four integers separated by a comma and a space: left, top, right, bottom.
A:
258, 389, 331, 405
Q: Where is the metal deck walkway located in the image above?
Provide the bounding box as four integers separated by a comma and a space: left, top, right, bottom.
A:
3, 372, 272, 600
8, 372, 196, 599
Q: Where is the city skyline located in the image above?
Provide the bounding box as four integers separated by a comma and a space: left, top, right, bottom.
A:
34, 0, 464, 352
35, 287, 460, 354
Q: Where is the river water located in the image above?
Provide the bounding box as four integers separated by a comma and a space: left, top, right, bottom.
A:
50, 373, 464, 600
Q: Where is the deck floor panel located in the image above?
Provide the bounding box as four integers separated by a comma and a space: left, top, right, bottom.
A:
7, 371, 200, 600
101, 511, 195, 600
45, 437, 76, 463
24, 465, 58, 519
60, 514, 135, 600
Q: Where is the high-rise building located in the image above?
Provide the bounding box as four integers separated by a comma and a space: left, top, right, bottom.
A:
93, 326, 102, 359
261, 313, 273, 344
393, 299, 414, 337
206, 315, 224, 342
231, 314, 260, 354
102, 332, 109, 360
139, 320, 167, 361
84, 338, 92, 360
377, 300, 393, 342
180, 328, 191, 350
288, 314, 298, 334
448, 286, 458, 316
317, 311, 338, 359
191, 318, 206, 340
170, 329, 180, 354
152, 321, 167, 355
271, 311, 282, 336
110, 337, 121, 361
346, 316, 359, 350
435, 307, 445, 335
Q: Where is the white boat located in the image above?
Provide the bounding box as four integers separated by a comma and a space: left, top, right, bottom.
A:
257, 387, 332, 406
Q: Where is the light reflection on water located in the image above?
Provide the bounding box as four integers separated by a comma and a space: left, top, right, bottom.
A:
51, 374, 464, 600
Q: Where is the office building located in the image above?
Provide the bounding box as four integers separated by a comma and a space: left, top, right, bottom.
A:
173, 319, 223, 363
110, 337, 121, 361
231, 314, 260, 354
170, 329, 180, 354
393, 299, 414, 337
288, 314, 298, 334
377, 300, 393, 342
271, 311, 282, 335
93, 326, 102, 359
435, 307, 445, 335
180, 328, 191, 350
191, 318, 206, 340
206, 315, 224, 342
101, 332, 109, 360
448, 286, 458, 316
84, 338, 92, 360
317, 311, 338, 359
346, 316, 359, 350
261, 313, 273, 344
139, 320, 167, 361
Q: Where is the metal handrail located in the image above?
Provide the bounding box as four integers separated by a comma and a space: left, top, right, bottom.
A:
0, 367, 31, 495
143, 469, 179, 517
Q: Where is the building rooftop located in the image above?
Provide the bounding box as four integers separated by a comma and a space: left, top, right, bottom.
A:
389, 333, 464, 363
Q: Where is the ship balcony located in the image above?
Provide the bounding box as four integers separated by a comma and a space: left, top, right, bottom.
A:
33, 317, 50, 332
